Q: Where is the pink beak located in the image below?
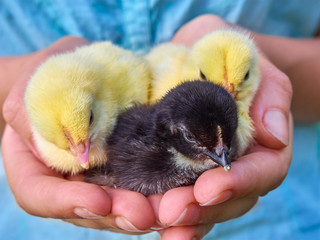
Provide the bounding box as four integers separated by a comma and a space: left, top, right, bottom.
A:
74, 141, 90, 169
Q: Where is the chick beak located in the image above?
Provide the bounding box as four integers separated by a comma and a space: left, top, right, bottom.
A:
203, 126, 231, 171
223, 82, 237, 98
230, 90, 237, 99
73, 141, 90, 169
203, 150, 231, 172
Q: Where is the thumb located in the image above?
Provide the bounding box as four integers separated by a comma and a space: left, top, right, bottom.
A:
1, 126, 111, 219
250, 55, 293, 149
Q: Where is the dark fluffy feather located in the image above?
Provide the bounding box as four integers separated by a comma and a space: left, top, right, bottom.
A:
85, 80, 238, 196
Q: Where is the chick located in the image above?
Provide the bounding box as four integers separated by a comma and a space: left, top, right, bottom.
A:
146, 29, 260, 155
25, 42, 150, 174
85, 81, 238, 196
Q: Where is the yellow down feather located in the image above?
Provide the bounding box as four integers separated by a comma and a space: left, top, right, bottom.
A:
25, 42, 150, 174
146, 29, 260, 155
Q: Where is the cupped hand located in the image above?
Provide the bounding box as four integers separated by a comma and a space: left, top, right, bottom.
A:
156, 15, 293, 240
1, 17, 294, 239
1, 36, 155, 234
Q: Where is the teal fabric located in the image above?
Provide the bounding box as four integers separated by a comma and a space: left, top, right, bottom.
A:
1, 0, 320, 55
0, 0, 320, 239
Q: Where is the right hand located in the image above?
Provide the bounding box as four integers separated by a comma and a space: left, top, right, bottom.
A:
157, 15, 293, 240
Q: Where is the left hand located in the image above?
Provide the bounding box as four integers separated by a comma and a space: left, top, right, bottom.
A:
156, 15, 293, 240
1, 37, 156, 234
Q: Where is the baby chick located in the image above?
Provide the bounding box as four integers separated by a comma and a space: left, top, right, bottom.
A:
25, 42, 150, 174
85, 81, 238, 196
146, 29, 260, 155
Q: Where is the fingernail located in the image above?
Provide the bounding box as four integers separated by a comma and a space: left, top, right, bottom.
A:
115, 216, 147, 232
263, 109, 289, 146
150, 221, 166, 230
150, 227, 166, 231
150, 226, 165, 230
169, 207, 188, 226
74, 207, 105, 219
199, 190, 233, 206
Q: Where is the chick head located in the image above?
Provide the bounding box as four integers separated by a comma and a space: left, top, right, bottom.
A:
25, 53, 112, 170
156, 80, 238, 172
188, 30, 259, 102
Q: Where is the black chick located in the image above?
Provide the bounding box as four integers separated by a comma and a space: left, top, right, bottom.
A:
85, 80, 238, 196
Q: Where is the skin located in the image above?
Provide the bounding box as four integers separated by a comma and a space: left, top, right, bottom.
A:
0, 14, 318, 239
1, 37, 156, 233
253, 33, 320, 122
157, 15, 294, 239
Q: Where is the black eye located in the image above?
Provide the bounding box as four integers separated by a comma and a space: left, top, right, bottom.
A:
200, 71, 207, 81
182, 130, 197, 144
89, 110, 94, 126
244, 71, 250, 80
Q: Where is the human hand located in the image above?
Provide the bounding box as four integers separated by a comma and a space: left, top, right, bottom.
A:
156, 15, 293, 240
1, 36, 156, 234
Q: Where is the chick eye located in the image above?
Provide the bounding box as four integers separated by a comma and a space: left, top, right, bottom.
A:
182, 130, 197, 144
244, 71, 250, 81
200, 71, 207, 81
89, 110, 94, 126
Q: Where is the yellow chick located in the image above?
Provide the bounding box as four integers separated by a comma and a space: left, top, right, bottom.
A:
25, 42, 150, 174
146, 29, 260, 156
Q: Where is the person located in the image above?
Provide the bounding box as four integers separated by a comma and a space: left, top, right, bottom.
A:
0, 1, 319, 239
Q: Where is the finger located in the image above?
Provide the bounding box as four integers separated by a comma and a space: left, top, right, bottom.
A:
159, 185, 257, 226
43, 36, 90, 54
196, 197, 258, 224
159, 223, 214, 240
148, 194, 165, 230
2, 126, 111, 219
250, 55, 293, 149
159, 186, 197, 226
194, 114, 293, 206
2, 36, 89, 151
65, 188, 156, 233
172, 15, 229, 46
102, 187, 156, 231
64, 217, 150, 234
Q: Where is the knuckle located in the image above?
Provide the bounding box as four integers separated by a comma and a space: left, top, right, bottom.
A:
266, 67, 293, 103
276, 71, 293, 101
260, 65, 293, 114
279, 152, 292, 182
2, 95, 20, 126
260, 56, 293, 104
14, 195, 31, 215
11, 178, 33, 215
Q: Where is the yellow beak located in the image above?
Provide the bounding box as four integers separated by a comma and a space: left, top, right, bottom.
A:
222, 82, 237, 98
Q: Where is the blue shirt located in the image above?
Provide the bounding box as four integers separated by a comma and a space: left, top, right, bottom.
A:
0, 1, 320, 239
1, 0, 320, 55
